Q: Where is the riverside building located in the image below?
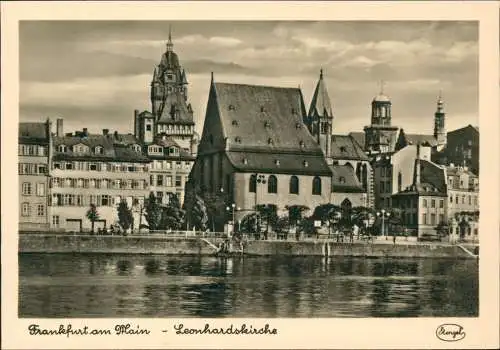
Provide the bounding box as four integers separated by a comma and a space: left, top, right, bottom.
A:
18, 120, 52, 231
49, 120, 150, 232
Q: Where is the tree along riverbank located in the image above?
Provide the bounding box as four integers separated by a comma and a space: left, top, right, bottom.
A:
19, 234, 477, 259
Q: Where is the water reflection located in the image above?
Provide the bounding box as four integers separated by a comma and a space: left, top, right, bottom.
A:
18, 254, 478, 318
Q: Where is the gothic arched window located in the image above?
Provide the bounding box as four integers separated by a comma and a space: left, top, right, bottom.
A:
268, 175, 278, 194
312, 176, 322, 195
289, 176, 299, 194
398, 171, 402, 192
249, 175, 256, 193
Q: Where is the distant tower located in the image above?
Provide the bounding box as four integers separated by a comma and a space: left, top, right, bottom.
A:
434, 91, 447, 151
363, 81, 399, 153
306, 68, 334, 159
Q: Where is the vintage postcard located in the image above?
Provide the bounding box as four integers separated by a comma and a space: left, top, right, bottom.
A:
1, 1, 499, 349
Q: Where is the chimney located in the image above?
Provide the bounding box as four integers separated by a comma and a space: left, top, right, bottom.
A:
56, 118, 64, 137
103, 129, 109, 136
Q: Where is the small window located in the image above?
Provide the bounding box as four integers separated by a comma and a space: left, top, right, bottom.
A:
268, 175, 278, 194
37, 204, 45, 216
235, 136, 241, 143
312, 176, 322, 195
22, 182, 32, 195
268, 138, 274, 145
229, 105, 235, 111
303, 160, 308, 167
275, 160, 280, 166
264, 121, 271, 128
94, 146, 104, 155
65, 163, 73, 170
21, 203, 30, 216
249, 174, 256, 193
57, 145, 67, 152
291, 108, 297, 114
299, 141, 305, 148
232, 120, 238, 126
340, 146, 347, 153
260, 106, 265, 112
289, 176, 299, 194
295, 123, 302, 129
242, 158, 248, 165
339, 176, 346, 184
146, 124, 152, 131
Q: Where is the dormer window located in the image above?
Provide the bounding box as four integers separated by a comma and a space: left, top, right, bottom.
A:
132, 144, 141, 153
340, 146, 347, 153
303, 160, 309, 167
57, 145, 67, 152
260, 106, 265, 113
229, 105, 235, 111
339, 176, 346, 184
73, 144, 88, 154
295, 122, 302, 129
242, 158, 248, 165
268, 138, 274, 145
94, 146, 104, 155
264, 121, 271, 128
299, 141, 305, 148
169, 147, 179, 156
275, 160, 280, 166
232, 120, 239, 126
235, 136, 242, 143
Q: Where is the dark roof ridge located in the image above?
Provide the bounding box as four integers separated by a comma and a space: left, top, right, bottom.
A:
214, 81, 301, 91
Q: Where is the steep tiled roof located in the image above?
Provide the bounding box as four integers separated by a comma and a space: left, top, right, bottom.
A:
394, 159, 447, 197
348, 132, 365, 150
157, 90, 194, 125
404, 133, 437, 147
19, 122, 49, 144
330, 135, 369, 161
330, 164, 364, 193
446, 165, 478, 177
308, 71, 333, 117
214, 82, 315, 153
226, 150, 332, 176
53, 135, 150, 163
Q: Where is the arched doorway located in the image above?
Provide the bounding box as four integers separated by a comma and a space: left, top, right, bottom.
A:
341, 198, 352, 225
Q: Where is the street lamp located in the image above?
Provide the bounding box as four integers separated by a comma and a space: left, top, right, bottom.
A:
377, 209, 391, 239
255, 174, 267, 235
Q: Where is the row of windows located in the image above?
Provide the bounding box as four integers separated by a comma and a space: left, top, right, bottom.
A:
155, 191, 183, 201
148, 145, 180, 156
450, 226, 478, 236
50, 178, 148, 190
57, 144, 104, 154
21, 203, 45, 217
422, 213, 445, 226
157, 123, 193, 134
150, 175, 183, 188
21, 182, 46, 196
422, 198, 445, 209
53, 161, 148, 173
248, 175, 322, 196
151, 160, 192, 170
379, 167, 392, 177
449, 194, 478, 205
51, 194, 122, 207
19, 145, 48, 156
19, 163, 48, 175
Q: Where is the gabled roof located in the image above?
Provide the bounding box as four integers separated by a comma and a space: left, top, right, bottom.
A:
393, 159, 447, 197
213, 82, 317, 154
157, 90, 194, 125
330, 164, 365, 193
330, 135, 369, 161
448, 124, 479, 136
348, 132, 365, 150
308, 70, 333, 118
19, 122, 49, 144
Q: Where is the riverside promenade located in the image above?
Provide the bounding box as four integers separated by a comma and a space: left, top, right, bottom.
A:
18, 232, 478, 259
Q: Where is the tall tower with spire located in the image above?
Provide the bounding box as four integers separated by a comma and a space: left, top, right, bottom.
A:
305, 69, 334, 159
363, 81, 399, 153
147, 27, 195, 153
433, 91, 447, 151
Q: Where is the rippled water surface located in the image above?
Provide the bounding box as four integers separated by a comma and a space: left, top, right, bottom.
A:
19, 253, 478, 317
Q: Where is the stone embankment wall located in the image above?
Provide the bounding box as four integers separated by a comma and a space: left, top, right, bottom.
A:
19, 234, 474, 259
244, 241, 473, 259
19, 234, 224, 255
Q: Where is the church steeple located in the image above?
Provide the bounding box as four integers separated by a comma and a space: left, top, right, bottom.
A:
166, 25, 174, 52
307, 68, 334, 159
434, 90, 446, 150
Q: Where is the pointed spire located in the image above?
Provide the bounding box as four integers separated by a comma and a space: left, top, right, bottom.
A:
166, 25, 173, 52
436, 89, 444, 113
320, 68, 323, 79
211, 71, 214, 83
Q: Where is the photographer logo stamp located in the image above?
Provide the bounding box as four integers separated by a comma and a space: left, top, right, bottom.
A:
435, 324, 466, 342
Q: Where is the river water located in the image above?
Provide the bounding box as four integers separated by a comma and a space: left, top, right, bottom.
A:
19, 253, 478, 318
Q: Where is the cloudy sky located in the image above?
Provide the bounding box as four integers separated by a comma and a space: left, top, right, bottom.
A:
20, 21, 478, 136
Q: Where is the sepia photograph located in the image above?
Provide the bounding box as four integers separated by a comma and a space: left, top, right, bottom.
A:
17, 19, 480, 318
2, 1, 499, 349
